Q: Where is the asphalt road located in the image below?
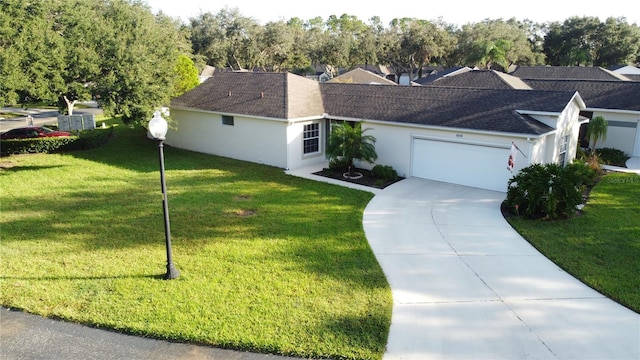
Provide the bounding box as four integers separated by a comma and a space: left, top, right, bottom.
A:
0, 105, 103, 132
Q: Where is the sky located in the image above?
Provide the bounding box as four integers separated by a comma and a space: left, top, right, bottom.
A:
145, 0, 640, 26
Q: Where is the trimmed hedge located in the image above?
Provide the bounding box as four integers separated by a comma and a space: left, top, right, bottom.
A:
1, 127, 114, 156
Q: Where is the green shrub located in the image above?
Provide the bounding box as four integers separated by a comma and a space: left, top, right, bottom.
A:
506, 162, 589, 219
62, 127, 114, 151
328, 157, 351, 172
0, 127, 113, 156
1, 137, 77, 156
596, 147, 629, 167
371, 164, 397, 180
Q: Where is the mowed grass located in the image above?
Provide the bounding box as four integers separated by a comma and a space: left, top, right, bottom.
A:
0, 118, 392, 360
508, 172, 640, 313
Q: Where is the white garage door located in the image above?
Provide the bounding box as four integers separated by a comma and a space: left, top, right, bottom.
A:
411, 138, 512, 192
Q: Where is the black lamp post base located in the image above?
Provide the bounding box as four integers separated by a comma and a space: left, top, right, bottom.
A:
165, 264, 180, 280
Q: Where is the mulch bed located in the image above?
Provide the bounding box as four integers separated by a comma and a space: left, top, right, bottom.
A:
313, 167, 403, 189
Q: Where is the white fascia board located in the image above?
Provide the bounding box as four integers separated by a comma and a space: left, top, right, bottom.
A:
584, 107, 640, 116
169, 105, 309, 123
515, 110, 562, 117
350, 117, 552, 139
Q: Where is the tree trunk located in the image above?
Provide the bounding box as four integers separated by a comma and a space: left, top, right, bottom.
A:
63, 96, 77, 116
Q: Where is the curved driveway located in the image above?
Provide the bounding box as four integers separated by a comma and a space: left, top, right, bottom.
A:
363, 178, 639, 360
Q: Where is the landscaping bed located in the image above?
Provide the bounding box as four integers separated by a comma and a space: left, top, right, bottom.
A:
313, 167, 403, 189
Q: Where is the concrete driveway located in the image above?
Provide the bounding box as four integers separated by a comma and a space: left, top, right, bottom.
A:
363, 178, 640, 360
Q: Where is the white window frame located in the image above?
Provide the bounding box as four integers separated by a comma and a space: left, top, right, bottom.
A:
558, 134, 569, 166
303, 122, 321, 155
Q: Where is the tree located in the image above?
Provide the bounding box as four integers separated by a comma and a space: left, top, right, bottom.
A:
173, 54, 200, 97
94, 1, 189, 124
451, 19, 543, 70
379, 18, 455, 82
466, 39, 511, 70
594, 17, 640, 67
543, 16, 601, 66
0, 0, 192, 124
0, 0, 65, 108
326, 122, 377, 178
57, 0, 103, 115
587, 116, 608, 154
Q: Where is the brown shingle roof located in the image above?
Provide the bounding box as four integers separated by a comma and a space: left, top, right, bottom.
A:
511, 66, 630, 81
171, 72, 324, 119
172, 72, 580, 136
328, 68, 397, 85
321, 83, 568, 135
422, 69, 531, 89
523, 79, 640, 111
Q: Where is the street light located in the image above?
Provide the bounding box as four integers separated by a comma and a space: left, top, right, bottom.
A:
148, 111, 180, 280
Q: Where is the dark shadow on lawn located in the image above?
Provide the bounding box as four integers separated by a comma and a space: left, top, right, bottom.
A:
0, 273, 163, 281
0, 164, 67, 173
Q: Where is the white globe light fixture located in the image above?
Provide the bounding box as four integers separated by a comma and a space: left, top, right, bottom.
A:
149, 110, 179, 279
148, 111, 168, 140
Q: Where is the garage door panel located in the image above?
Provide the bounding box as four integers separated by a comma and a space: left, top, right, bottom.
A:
412, 139, 511, 192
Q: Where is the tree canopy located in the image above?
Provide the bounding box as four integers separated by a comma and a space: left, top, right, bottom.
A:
0, 0, 193, 124
186, 9, 639, 80
2, 3, 638, 125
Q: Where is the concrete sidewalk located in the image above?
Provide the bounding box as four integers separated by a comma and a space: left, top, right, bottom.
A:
363, 178, 640, 360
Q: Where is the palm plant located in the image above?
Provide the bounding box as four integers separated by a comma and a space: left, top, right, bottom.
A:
587, 115, 608, 155
326, 121, 377, 178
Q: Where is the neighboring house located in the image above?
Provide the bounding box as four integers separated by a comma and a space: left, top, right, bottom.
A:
353, 64, 396, 82
424, 66, 640, 158
419, 69, 531, 89
609, 65, 640, 82
413, 66, 473, 85
198, 65, 216, 83
328, 68, 397, 85
510, 65, 631, 81
169, 72, 586, 192
521, 80, 640, 157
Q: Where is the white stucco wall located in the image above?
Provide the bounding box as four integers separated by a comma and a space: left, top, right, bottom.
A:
591, 110, 640, 156
166, 108, 288, 168
286, 120, 328, 170
527, 96, 584, 165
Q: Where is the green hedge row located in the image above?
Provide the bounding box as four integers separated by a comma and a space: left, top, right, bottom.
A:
1, 127, 114, 156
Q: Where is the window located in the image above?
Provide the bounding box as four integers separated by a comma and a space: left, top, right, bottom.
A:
557, 135, 569, 166
222, 115, 234, 126
303, 123, 320, 154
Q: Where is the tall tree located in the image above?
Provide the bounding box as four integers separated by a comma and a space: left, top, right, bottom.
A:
57, 0, 103, 114
379, 18, 455, 82
594, 17, 640, 67
173, 54, 200, 97
451, 19, 543, 70
94, 0, 188, 123
543, 16, 601, 66
0, 0, 65, 107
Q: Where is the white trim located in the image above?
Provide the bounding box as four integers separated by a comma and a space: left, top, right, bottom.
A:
410, 134, 511, 149
169, 106, 325, 123
633, 120, 640, 157
584, 108, 640, 116
329, 116, 554, 139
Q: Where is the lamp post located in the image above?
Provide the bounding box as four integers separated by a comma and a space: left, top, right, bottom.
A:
148, 111, 180, 280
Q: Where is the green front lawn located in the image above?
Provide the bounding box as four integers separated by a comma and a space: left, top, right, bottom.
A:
0, 118, 391, 360
508, 172, 640, 313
